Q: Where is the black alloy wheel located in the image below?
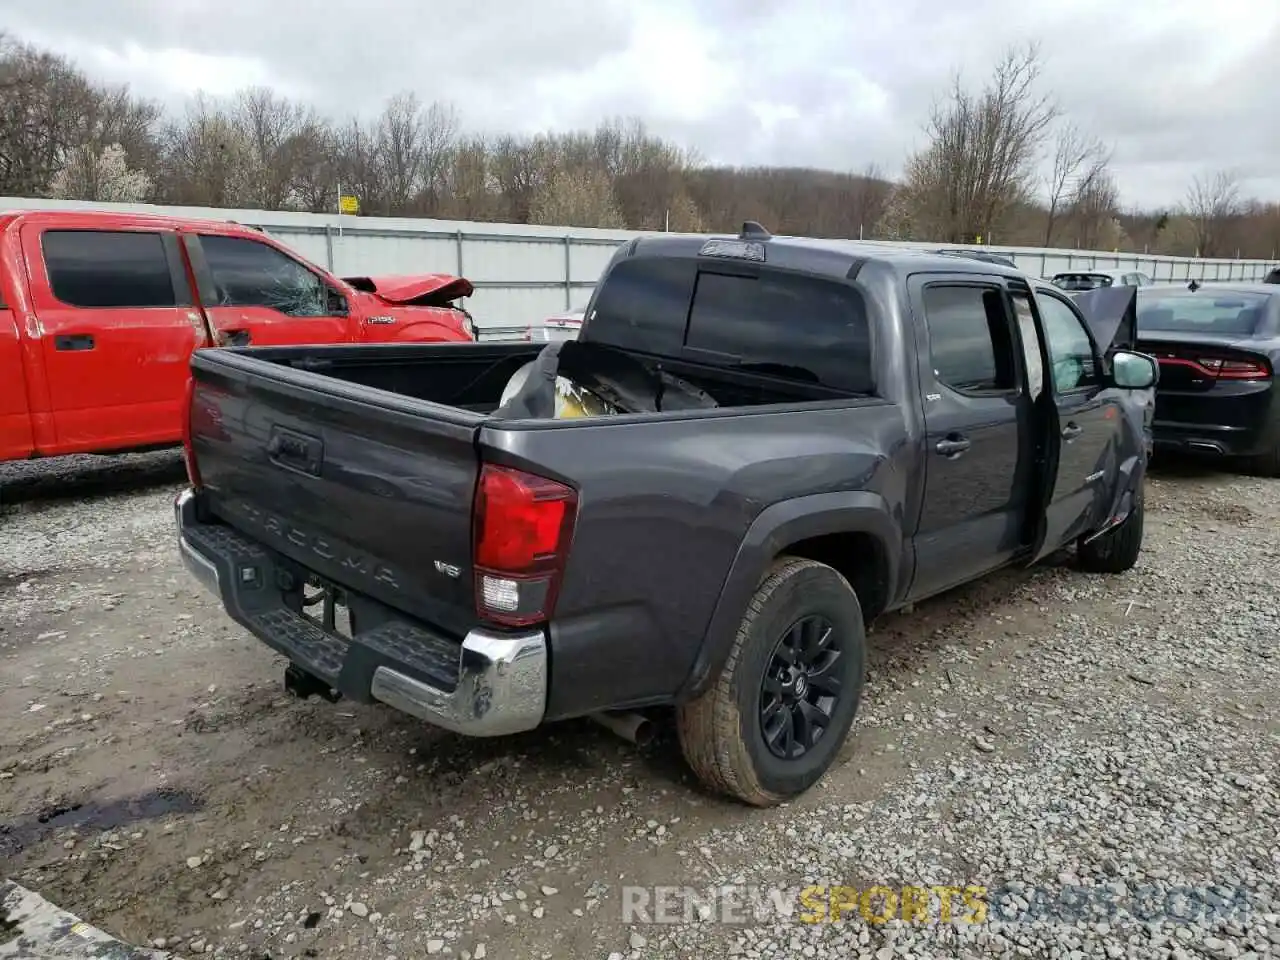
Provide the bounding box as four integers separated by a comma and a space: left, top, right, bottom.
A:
759, 614, 842, 760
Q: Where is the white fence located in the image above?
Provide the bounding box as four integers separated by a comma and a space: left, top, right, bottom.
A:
4, 196, 1277, 334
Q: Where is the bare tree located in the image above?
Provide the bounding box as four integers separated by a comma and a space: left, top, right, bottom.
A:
375, 92, 427, 212
490, 135, 555, 223
416, 101, 459, 215
440, 134, 502, 221
332, 116, 385, 215
0, 34, 100, 195
232, 87, 318, 209
529, 168, 624, 228
1185, 169, 1242, 257
898, 43, 1059, 243
1044, 122, 1111, 245
850, 162, 892, 238
1069, 169, 1120, 249
12, 29, 1280, 258
160, 93, 253, 207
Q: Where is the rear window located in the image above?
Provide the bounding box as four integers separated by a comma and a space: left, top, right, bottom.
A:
42, 230, 176, 309
684, 270, 873, 393
584, 257, 697, 356
1053, 273, 1113, 291
1137, 292, 1270, 337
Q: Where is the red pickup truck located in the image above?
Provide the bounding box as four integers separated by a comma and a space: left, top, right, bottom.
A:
0, 209, 476, 463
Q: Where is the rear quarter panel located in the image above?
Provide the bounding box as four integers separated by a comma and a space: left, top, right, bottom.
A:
0, 304, 34, 459
485, 401, 913, 719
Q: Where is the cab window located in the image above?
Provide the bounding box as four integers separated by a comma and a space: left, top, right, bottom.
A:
199, 235, 330, 317
684, 270, 874, 394
921, 283, 1018, 395
1036, 293, 1100, 393
42, 230, 177, 309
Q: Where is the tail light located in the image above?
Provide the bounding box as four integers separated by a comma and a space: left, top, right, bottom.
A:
181, 376, 201, 488
472, 464, 578, 627
1141, 342, 1272, 382
1197, 357, 1271, 380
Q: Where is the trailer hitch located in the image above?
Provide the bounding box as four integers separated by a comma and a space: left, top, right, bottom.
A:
284, 664, 342, 703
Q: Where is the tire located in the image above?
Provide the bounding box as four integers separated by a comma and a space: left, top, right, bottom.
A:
1249, 444, 1280, 478
1077, 489, 1145, 574
676, 557, 867, 807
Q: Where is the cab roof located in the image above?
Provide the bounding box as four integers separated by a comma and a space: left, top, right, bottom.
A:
620, 221, 1029, 284
0, 208, 267, 238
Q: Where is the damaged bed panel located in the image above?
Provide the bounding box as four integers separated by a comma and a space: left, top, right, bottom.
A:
493, 340, 720, 420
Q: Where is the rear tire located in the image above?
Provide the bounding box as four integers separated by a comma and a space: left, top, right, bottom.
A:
1249, 444, 1280, 478
1077, 489, 1145, 574
676, 557, 866, 807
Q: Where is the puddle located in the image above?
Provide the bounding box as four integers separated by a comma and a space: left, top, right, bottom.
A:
0, 786, 203, 857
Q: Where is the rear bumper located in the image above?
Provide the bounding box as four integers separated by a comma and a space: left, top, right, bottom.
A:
1151, 423, 1264, 457
1151, 384, 1278, 457
1151, 417, 1275, 457
174, 489, 547, 737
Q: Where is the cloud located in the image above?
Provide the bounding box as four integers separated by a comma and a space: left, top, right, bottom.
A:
2, 0, 1276, 209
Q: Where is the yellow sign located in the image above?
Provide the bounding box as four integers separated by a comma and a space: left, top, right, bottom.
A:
339, 195, 359, 215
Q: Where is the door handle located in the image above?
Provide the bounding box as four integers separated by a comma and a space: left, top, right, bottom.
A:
55, 334, 94, 351
218, 329, 251, 347
1062, 422, 1083, 440
935, 435, 971, 457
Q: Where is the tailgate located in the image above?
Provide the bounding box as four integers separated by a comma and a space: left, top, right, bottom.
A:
187, 348, 482, 633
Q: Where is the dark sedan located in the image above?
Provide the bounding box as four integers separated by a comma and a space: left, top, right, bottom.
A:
1135, 284, 1280, 473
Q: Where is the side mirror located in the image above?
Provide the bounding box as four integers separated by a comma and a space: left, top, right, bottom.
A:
1112, 350, 1158, 389
326, 286, 349, 316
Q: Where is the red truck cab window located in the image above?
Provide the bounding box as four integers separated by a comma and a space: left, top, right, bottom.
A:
192, 234, 351, 346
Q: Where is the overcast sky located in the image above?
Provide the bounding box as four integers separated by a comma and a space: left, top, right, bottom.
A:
4, 0, 1277, 211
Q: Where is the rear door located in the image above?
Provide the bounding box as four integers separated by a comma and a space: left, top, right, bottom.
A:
908, 274, 1037, 600
21, 224, 206, 452
1022, 286, 1121, 557
183, 233, 353, 347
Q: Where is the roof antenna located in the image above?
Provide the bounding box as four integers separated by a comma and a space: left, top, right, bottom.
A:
740, 220, 772, 241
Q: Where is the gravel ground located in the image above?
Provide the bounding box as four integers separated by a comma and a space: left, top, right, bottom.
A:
1, 453, 1278, 960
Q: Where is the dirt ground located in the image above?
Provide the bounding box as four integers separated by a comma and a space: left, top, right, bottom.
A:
2, 451, 1278, 960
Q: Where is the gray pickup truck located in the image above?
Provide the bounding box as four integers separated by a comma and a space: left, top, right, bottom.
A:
175, 224, 1158, 806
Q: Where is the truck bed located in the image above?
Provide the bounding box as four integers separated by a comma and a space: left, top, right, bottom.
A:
239, 341, 545, 414
231, 340, 855, 414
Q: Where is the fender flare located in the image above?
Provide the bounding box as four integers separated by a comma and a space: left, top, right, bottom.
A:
676, 490, 901, 701
386, 317, 472, 343
1082, 452, 1146, 544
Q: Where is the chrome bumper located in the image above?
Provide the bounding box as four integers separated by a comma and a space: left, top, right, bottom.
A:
175, 489, 220, 596
173, 488, 547, 738
370, 629, 547, 737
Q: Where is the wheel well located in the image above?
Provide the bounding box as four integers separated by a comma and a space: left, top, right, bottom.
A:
781, 532, 891, 622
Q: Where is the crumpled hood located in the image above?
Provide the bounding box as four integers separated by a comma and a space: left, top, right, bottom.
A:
1071, 284, 1155, 465
1070, 285, 1137, 364
341, 274, 474, 307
